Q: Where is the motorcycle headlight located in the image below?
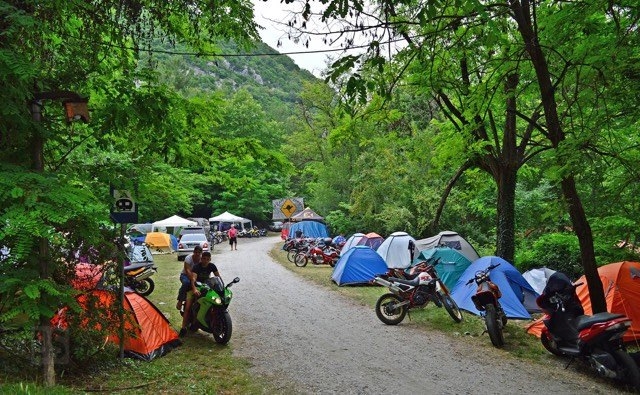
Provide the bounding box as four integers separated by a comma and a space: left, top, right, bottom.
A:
213, 297, 222, 304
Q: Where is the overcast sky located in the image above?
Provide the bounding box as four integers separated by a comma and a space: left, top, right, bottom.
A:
252, 0, 338, 77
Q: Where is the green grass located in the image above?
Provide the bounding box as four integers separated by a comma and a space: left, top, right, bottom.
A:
269, 245, 552, 362
0, 251, 292, 394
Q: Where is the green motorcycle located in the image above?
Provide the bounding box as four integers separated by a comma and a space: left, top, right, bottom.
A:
183, 276, 240, 344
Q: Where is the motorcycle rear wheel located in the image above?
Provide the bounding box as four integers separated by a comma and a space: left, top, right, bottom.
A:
611, 349, 640, 391
133, 278, 154, 296
540, 332, 565, 356
375, 293, 407, 325
440, 293, 463, 323
484, 304, 504, 348
294, 253, 308, 267
209, 311, 233, 345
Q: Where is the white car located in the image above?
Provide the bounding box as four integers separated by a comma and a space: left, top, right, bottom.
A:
177, 233, 210, 261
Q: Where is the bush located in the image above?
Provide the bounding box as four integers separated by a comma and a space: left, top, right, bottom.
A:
516, 233, 582, 279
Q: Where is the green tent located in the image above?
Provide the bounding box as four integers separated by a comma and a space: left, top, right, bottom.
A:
412, 247, 472, 290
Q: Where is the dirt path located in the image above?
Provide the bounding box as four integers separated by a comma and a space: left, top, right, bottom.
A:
213, 236, 619, 394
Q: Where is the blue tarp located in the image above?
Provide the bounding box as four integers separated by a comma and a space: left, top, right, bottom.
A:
332, 246, 389, 286
287, 221, 329, 239
412, 247, 472, 290
450, 256, 540, 319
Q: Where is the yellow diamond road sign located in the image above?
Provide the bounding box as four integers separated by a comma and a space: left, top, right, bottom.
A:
280, 199, 297, 218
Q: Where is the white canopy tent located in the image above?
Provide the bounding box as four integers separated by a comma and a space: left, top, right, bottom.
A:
151, 215, 198, 233
209, 211, 253, 231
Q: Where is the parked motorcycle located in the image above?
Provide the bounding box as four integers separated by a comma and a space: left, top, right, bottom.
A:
286, 238, 313, 262
294, 245, 339, 267
465, 263, 507, 348
373, 258, 463, 325
181, 276, 240, 344
124, 242, 157, 296
124, 262, 157, 296
537, 272, 640, 390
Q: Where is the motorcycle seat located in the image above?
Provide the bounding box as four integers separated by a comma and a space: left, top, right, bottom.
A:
388, 276, 421, 286
124, 262, 153, 271
575, 312, 625, 331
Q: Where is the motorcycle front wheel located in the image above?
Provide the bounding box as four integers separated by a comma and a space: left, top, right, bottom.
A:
611, 349, 640, 391
133, 278, 155, 296
294, 253, 308, 267
287, 249, 299, 263
375, 293, 407, 325
209, 311, 233, 345
484, 304, 504, 348
439, 293, 463, 323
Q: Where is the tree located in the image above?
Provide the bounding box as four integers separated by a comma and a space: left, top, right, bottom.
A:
279, 0, 638, 313
1, 0, 259, 385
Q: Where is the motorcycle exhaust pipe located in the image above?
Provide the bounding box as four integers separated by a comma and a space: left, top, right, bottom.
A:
372, 277, 403, 293
133, 267, 157, 281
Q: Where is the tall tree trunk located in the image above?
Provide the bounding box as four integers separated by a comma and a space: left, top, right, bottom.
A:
496, 167, 517, 261
510, 0, 606, 312
30, 100, 56, 386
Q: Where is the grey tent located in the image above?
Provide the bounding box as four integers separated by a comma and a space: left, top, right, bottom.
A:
414, 231, 480, 262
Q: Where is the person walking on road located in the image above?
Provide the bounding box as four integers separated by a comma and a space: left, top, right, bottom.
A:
228, 224, 238, 251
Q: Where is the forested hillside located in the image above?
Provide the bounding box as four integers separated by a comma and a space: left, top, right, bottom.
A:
147, 40, 319, 123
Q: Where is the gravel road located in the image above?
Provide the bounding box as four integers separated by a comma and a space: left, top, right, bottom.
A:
212, 236, 622, 394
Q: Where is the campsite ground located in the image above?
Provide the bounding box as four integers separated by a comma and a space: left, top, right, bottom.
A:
212, 236, 623, 394
1, 235, 631, 393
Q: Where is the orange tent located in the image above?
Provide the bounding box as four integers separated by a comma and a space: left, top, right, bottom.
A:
54, 265, 181, 361
116, 291, 181, 361
527, 261, 640, 342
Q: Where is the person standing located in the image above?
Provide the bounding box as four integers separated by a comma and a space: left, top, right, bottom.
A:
228, 225, 238, 251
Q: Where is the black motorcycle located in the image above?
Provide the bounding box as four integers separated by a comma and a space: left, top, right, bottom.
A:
537, 272, 640, 391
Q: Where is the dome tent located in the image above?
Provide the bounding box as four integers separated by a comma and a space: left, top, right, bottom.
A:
377, 231, 417, 269
412, 247, 472, 290
414, 231, 480, 262
522, 267, 557, 295
332, 246, 389, 286
356, 232, 384, 250
340, 233, 365, 256
451, 256, 539, 319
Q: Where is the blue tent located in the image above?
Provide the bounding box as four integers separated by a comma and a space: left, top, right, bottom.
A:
332, 246, 389, 286
287, 221, 329, 239
450, 256, 540, 319
412, 247, 472, 290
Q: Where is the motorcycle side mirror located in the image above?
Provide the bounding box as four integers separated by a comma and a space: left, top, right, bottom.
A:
232, 277, 240, 283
